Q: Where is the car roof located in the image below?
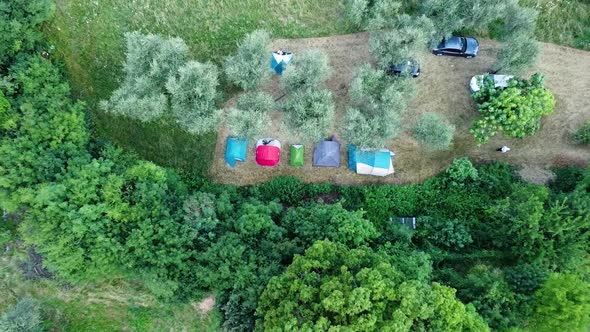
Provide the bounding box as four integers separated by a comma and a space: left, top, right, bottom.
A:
443, 36, 463, 50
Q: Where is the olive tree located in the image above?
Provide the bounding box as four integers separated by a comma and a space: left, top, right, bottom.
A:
282, 88, 334, 141
493, 34, 539, 75
166, 61, 221, 134
226, 92, 275, 140
281, 49, 331, 92
100, 32, 189, 122
344, 0, 403, 30
223, 30, 271, 90
413, 112, 455, 151
343, 107, 402, 148
370, 17, 432, 70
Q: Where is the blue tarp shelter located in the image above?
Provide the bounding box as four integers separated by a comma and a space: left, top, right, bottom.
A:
225, 137, 247, 168
348, 145, 394, 176
271, 51, 293, 75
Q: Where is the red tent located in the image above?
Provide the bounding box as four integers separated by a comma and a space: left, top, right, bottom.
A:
256, 139, 281, 166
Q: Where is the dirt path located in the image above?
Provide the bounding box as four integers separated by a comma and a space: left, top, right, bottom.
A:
209, 33, 590, 186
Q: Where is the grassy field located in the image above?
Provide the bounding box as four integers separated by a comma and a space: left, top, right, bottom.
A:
45, 0, 352, 175
0, 252, 220, 331
521, 0, 590, 50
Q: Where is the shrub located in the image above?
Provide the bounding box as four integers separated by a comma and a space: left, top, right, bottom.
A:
223, 30, 271, 90
166, 61, 221, 134
414, 217, 473, 250
444, 158, 479, 187
282, 88, 334, 141
413, 112, 455, 151
281, 49, 331, 92
343, 107, 402, 148
0, 297, 42, 332
571, 120, 590, 144
471, 73, 555, 144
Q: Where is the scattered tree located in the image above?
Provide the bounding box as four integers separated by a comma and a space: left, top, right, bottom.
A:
166, 61, 221, 134
344, 0, 403, 30
223, 30, 271, 90
226, 92, 274, 140
471, 73, 555, 144
493, 34, 539, 75
370, 15, 433, 69
281, 49, 331, 92
282, 88, 334, 141
101, 32, 189, 122
343, 107, 402, 148
413, 112, 455, 151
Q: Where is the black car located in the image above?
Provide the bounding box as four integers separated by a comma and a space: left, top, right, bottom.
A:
387, 60, 420, 78
432, 36, 479, 58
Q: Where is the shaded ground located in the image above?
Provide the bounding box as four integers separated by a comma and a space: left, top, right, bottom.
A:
210, 33, 590, 185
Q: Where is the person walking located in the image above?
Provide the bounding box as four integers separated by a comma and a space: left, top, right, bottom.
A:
497, 146, 510, 153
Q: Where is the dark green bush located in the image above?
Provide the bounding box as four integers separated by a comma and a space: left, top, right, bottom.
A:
549, 166, 584, 193
571, 120, 590, 144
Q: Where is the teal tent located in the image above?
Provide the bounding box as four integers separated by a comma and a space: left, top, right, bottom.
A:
271, 51, 293, 75
348, 145, 394, 176
225, 137, 247, 168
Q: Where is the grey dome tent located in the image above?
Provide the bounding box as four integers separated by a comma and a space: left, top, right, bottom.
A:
313, 137, 340, 167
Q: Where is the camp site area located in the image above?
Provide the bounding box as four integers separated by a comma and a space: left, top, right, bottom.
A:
209, 33, 590, 186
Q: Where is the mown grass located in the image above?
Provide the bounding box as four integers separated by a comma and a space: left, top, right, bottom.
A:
0, 253, 221, 331
45, 0, 352, 175
521, 0, 590, 50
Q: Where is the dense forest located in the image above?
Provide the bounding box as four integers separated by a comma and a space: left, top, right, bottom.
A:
1, 1, 589, 331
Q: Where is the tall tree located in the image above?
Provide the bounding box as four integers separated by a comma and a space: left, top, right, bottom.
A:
226, 91, 274, 140
281, 49, 331, 92
282, 88, 335, 141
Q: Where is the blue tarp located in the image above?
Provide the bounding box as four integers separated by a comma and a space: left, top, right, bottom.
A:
271, 52, 293, 75
225, 137, 247, 168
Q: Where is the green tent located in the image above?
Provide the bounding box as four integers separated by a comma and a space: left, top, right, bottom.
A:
290, 144, 304, 166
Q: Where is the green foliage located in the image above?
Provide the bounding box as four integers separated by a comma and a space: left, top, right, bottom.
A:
413, 112, 455, 151
281, 49, 331, 92
493, 34, 539, 75
531, 274, 590, 332
226, 91, 274, 139
549, 166, 585, 193
344, 0, 403, 30
415, 217, 473, 250
444, 158, 479, 188
471, 74, 555, 144
344, 65, 415, 148
282, 88, 334, 141
166, 61, 221, 134
256, 240, 489, 331
571, 120, 590, 144
223, 29, 271, 91
101, 32, 188, 122
343, 106, 401, 148
282, 203, 378, 250
0, 91, 16, 133
0, 0, 54, 71
0, 297, 42, 332
420, 0, 464, 40
0, 56, 89, 211
369, 15, 433, 69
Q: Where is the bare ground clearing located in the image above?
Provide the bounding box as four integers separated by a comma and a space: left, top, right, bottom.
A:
209, 33, 590, 185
